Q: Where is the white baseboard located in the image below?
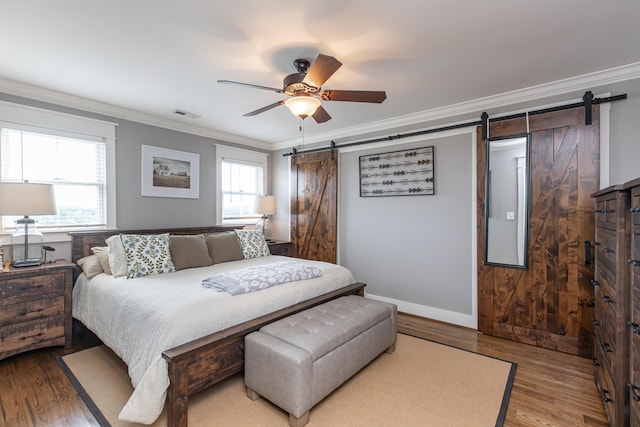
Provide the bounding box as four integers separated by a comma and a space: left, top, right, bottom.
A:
366, 294, 478, 330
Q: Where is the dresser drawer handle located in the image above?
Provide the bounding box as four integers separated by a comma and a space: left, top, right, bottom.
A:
602, 248, 615, 253
591, 279, 600, 286
592, 318, 601, 326
592, 241, 601, 246
629, 383, 640, 401
19, 332, 44, 341
629, 259, 640, 267
593, 209, 614, 214
592, 356, 600, 366
18, 310, 27, 316
601, 387, 613, 402
601, 341, 614, 353
630, 207, 640, 213
601, 295, 614, 304
629, 321, 640, 334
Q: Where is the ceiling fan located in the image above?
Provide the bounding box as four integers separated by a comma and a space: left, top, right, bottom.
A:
217, 54, 387, 123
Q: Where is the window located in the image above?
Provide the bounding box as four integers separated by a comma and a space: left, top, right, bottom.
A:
216, 144, 268, 225
0, 101, 116, 232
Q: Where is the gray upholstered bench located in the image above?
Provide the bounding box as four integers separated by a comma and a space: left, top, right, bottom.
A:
244, 295, 397, 427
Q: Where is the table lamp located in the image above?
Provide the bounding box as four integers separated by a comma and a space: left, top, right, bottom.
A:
256, 195, 277, 241
0, 182, 57, 267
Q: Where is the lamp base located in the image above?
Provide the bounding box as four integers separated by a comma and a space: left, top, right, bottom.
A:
13, 258, 44, 268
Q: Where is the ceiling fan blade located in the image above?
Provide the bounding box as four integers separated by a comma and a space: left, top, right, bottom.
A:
302, 54, 342, 88
320, 90, 387, 103
243, 100, 286, 117
312, 106, 332, 123
218, 80, 283, 93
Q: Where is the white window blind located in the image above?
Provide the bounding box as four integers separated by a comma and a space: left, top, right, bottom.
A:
0, 128, 107, 229
216, 144, 268, 225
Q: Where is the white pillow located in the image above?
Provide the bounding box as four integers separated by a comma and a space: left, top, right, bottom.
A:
235, 229, 271, 259
106, 235, 128, 278
76, 254, 104, 279
120, 233, 175, 279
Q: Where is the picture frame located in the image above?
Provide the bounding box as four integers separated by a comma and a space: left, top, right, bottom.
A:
141, 145, 200, 199
359, 146, 435, 197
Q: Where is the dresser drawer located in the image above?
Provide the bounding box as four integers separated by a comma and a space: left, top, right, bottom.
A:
0, 271, 66, 302
595, 228, 620, 275
0, 316, 65, 359
595, 197, 622, 230
595, 344, 618, 424
0, 296, 64, 327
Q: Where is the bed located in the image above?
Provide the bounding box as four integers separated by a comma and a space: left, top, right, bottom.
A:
69, 226, 365, 427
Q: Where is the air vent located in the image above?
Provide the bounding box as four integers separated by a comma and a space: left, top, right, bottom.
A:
173, 109, 201, 119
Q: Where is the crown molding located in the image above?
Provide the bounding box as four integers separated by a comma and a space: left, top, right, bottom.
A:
0, 78, 271, 150
273, 61, 640, 150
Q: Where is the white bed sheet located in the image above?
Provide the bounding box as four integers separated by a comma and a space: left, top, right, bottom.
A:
72, 255, 355, 424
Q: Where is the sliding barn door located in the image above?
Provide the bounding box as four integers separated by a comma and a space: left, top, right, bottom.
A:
290, 150, 338, 263
478, 107, 599, 357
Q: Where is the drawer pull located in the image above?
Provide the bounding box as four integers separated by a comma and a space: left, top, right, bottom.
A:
591, 279, 600, 286
630, 207, 640, 213
629, 321, 640, 334
629, 383, 640, 401
593, 209, 614, 214
18, 310, 27, 316
600, 387, 613, 403
19, 332, 44, 341
629, 259, 640, 267
602, 247, 615, 253
592, 241, 601, 246
592, 318, 601, 326
601, 295, 614, 304
601, 341, 614, 353
592, 356, 600, 366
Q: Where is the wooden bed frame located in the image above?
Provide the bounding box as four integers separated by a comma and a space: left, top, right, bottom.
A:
69, 227, 366, 427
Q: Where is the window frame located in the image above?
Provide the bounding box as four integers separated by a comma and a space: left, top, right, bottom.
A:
0, 101, 116, 234
215, 144, 268, 226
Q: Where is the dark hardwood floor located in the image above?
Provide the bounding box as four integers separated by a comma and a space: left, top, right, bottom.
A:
0, 314, 608, 426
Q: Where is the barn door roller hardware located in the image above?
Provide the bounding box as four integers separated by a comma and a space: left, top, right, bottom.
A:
285, 90, 626, 157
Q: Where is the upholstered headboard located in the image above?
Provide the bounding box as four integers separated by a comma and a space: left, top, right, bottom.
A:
69, 226, 239, 264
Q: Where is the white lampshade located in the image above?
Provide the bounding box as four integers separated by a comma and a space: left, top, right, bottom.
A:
256, 195, 277, 216
284, 96, 321, 118
0, 182, 57, 216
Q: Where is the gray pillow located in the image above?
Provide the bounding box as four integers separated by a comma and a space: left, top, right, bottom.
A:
206, 232, 244, 264
170, 234, 212, 270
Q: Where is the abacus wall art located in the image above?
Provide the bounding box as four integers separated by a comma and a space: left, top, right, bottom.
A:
359, 146, 435, 197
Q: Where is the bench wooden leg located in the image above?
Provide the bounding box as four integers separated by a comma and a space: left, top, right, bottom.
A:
246, 386, 261, 401
385, 342, 396, 354
288, 411, 310, 427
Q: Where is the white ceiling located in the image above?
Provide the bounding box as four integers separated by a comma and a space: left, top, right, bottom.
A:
1, 1, 639, 149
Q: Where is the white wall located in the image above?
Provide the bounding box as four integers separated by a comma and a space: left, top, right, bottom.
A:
338, 131, 477, 328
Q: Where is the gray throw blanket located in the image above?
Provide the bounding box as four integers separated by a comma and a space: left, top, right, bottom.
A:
201, 261, 323, 295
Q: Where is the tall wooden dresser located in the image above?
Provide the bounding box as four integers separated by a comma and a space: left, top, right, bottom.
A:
625, 177, 640, 426
592, 185, 630, 426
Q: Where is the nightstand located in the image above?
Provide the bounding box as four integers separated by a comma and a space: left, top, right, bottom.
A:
0, 260, 74, 360
267, 241, 292, 257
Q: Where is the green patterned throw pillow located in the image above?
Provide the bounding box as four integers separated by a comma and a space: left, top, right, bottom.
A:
120, 233, 175, 279
235, 229, 271, 259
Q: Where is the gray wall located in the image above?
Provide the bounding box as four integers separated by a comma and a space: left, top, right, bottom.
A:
339, 134, 474, 320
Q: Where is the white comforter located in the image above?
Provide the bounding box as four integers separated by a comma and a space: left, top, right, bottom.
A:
72, 255, 355, 424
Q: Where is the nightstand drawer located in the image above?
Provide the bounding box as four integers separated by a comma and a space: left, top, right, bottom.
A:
0, 316, 65, 359
0, 296, 64, 327
0, 272, 66, 302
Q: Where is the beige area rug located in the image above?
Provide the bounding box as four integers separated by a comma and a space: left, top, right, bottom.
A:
58, 334, 516, 427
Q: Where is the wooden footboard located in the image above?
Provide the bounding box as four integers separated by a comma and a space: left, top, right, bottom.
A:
162, 282, 366, 427
69, 228, 365, 427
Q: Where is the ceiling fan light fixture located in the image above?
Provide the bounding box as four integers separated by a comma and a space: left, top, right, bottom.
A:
284, 96, 321, 118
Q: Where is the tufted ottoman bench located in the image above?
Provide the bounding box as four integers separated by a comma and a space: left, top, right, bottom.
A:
244, 295, 397, 427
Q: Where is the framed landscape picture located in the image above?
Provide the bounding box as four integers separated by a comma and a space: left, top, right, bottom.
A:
141, 145, 200, 198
